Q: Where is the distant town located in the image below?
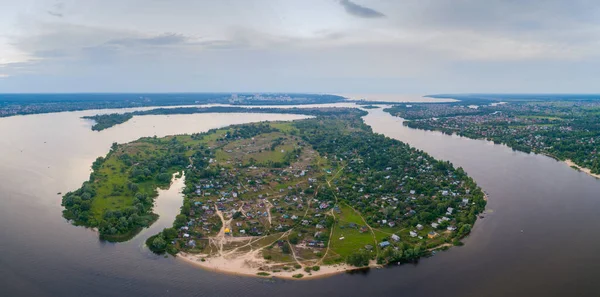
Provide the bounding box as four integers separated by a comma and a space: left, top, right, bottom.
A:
0, 93, 345, 117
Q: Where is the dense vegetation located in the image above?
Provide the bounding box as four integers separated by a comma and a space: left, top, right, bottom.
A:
84, 107, 367, 131
0, 93, 346, 118
62, 140, 189, 241
386, 100, 600, 174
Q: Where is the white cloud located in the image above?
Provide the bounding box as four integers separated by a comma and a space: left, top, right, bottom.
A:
1, 0, 600, 92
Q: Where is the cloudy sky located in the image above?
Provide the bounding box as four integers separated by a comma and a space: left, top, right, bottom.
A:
0, 0, 599, 93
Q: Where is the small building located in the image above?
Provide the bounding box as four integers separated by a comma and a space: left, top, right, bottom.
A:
427, 231, 438, 239
409, 231, 418, 237
379, 241, 390, 248
446, 207, 454, 215
416, 224, 424, 230
391, 234, 400, 242
431, 222, 439, 229
447, 226, 457, 231
224, 228, 231, 235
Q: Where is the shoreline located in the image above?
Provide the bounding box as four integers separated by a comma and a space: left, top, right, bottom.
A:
564, 160, 600, 179
177, 252, 376, 280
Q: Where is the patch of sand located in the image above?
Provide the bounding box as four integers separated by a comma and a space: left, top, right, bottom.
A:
177, 251, 373, 280
565, 160, 600, 179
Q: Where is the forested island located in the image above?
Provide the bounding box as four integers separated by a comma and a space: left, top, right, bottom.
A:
83, 107, 363, 131
385, 100, 600, 176
0, 93, 345, 118
63, 108, 486, 279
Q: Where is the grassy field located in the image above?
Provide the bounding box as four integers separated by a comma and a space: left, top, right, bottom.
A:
271, 122, 298, 133
329, 204, 376, 260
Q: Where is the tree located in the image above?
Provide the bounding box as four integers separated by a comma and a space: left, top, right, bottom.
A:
162, 228, 178, 240
175, 214, 188, 228
347, 251, 370, 267
152, 236, 167, 251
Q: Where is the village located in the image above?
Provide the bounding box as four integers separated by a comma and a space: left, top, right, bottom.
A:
150, 117, 486, 277
393, 101, 600, 174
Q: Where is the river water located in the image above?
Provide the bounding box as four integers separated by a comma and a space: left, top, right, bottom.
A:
1, 105, 599, 297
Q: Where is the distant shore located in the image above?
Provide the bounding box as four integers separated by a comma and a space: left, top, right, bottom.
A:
564, 160, 600, 179
177, 252, 374, 280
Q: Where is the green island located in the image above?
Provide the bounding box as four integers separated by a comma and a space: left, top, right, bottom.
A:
358, 105, 380, 110
84, 107, 360, 131
385, 99, 600, 176
63, 108, 486, 279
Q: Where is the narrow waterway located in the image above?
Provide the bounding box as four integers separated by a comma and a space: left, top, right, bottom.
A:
0, 105, 599, 297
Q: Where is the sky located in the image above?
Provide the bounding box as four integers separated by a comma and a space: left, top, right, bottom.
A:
0, 0, 599, 93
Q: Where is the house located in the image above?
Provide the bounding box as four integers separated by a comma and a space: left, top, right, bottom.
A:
416, 224, 424, 230
379, 241, 390, 248
446, 207, 454, 215
427, 231, 438, 239
447, 226, 457, 231
391, 234, 400, 242
442, 190, 449, 196
388, 221, 396, 227
409, 231, 418, 237
431, 223, 439, 229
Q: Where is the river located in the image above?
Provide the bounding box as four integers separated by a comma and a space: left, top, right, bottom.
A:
1, 105, 599, 297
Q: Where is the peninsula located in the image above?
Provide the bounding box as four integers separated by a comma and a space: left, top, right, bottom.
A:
385, 98, 600, 178
63, 108, 486, 278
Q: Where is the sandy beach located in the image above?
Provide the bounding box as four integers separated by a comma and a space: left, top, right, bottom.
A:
564, 160, 600, 179
177, 252, 373, 280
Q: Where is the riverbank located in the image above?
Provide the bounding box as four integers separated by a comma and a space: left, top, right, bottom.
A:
177, 252, 374, 280
564, 160, 600, 179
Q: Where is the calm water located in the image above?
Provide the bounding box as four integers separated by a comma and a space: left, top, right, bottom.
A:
1, 105, 600, 297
